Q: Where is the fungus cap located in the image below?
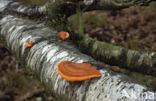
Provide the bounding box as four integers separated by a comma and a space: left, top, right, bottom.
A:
58, 31, 69, 40
25, 41, 34, 47
57, 61, 101, 81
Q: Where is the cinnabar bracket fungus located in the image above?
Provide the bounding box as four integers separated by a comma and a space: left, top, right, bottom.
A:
58, 32, 69, 40
57, 61, 101, 81
25, 41, 34, 47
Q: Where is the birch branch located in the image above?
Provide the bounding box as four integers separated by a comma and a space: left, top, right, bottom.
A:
75, 36, 156, 76
45, 0, 152, 17
0, 0, 155, 76
0, 14, 155, 101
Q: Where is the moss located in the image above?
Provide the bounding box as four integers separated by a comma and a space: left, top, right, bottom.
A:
83, 36, 112, 49
77, 35, 114, 59
96, 41, 112, 49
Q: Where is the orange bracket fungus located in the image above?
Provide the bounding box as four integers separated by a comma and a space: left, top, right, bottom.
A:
25, 41, 34, 47
57, 61, 101, 81
58, 31, 69, 40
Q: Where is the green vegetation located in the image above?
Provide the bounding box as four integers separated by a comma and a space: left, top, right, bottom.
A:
77, 8, 84, 38
50, 14, 67, 31
68, 11, 108, 30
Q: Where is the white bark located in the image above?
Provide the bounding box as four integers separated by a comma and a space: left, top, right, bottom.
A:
0, 15, 155, 101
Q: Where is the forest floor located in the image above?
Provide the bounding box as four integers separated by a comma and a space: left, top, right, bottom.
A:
69, 1, 156, 51
0, 1, 156, 101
